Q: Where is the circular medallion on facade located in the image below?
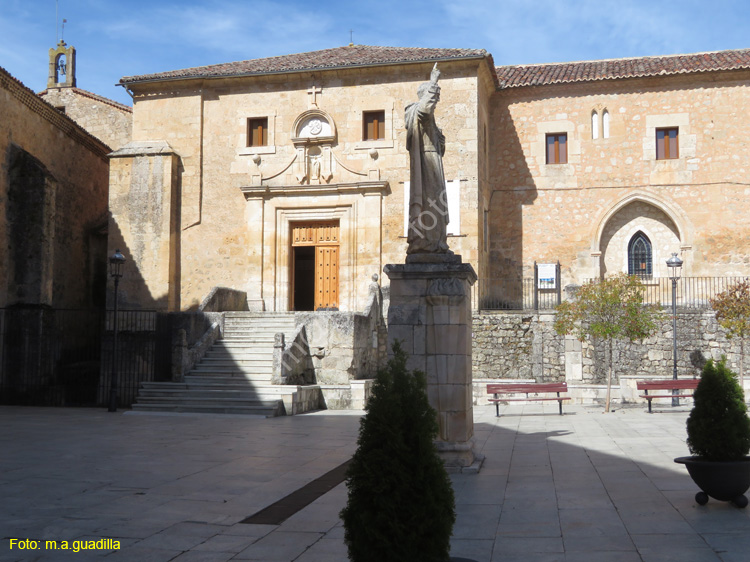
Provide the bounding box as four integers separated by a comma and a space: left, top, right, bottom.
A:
309, 119, 323, 135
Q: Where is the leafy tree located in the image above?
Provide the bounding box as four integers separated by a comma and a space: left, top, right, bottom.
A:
340, 340, 455, 562
554, 274, 664, 412
686, 358, 750, 461
710, 280, 750, 393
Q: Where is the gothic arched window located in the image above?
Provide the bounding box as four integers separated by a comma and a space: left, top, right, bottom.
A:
628, 232, 652, 276
602, 109, 610, 138
591, 110, 599, 139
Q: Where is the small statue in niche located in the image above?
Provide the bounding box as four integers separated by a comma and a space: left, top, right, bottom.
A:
310, 155, 321, 182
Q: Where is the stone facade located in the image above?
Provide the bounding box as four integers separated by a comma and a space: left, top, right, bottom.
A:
114, 49, 494, 313
112, 47, 750, 321
490, 70, 750, 289
101, 46, 750, 402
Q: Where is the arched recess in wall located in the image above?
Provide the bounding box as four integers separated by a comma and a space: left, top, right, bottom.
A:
591, 110, 599, 139
592, 192, 691, 278
602, 110, 610, 138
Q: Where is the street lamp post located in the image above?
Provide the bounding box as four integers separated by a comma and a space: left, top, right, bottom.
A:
108, 249, 125, 412
666, 252, 683, 407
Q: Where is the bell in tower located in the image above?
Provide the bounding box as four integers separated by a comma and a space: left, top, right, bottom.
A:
47, 40, 76, 89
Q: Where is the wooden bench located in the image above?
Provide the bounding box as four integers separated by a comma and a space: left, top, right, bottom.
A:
636, 379, 700, 413
487, 382, 570, 417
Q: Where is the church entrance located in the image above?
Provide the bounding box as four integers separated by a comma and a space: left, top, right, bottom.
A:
291, 221, 339, 311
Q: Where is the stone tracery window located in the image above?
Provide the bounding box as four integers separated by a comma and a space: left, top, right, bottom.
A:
628, 231, 652, 277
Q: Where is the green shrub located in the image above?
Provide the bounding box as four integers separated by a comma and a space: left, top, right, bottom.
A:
686, 358, 750, 461
340, 340, 455, 562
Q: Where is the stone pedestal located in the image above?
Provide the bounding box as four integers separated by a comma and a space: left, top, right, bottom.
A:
384, 256, 483, 473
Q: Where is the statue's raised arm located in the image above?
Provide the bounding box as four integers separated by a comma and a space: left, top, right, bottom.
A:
405, 64, 452, 258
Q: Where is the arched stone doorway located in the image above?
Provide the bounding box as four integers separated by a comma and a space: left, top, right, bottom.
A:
599, 200, 681, 278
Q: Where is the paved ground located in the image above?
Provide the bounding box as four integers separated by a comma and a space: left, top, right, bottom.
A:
1, 403, 749, 561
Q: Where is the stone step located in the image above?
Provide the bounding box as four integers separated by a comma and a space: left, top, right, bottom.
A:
216, 335, 289, 341
131, 312, 302, 417
203, 346, 273, 359
195, 358, 273, 367
220, 335, 294, 341
185, 371, 271, 383
225, 313, 295, 320
138, 387, 277, 398
131, 402, 281, 416
224, 318, 296, 324
135, 394, 280, 406
142, 378, 275, 390
189, 367, 273, 376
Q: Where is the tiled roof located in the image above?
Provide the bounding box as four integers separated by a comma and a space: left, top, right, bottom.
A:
120, 45, 488, 84
495, 48, 750, 89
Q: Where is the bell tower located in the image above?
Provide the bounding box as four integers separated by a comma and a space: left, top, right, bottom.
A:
47, 40, 76, 89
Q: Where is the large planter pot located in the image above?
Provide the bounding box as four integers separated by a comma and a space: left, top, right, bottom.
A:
674, 456, 750, 507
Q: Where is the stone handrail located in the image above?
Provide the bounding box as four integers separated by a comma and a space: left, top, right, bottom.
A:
271, 274, 387, 386
273, 326, 315, 385
171, 317, 222, 382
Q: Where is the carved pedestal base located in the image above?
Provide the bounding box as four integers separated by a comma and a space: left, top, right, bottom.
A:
384, 256, 483, 473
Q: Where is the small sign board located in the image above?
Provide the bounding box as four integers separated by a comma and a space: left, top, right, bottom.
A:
538, 263, 557, 289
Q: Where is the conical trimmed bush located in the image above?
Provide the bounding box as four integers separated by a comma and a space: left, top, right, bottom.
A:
687, 358, 750, 461
340, 340, 455, 562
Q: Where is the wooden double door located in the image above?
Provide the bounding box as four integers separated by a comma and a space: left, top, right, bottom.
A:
291, 221, 339, 311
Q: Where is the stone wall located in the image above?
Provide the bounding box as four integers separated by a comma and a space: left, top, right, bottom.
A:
473, 309, 739, 386
1, 68, 110, 310
40, 87, 132, 151
198, 287, 249, 312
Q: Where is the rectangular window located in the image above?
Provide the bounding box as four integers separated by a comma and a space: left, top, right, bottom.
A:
247, 117, 268, 147
656, 127, 678, 160
363, 110, 385, 141
546, 133, 567, 164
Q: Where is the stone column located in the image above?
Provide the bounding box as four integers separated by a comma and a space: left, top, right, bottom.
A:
384, 256, 482, 473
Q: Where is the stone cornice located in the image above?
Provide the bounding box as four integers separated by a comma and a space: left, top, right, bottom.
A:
240, 180, 390, 200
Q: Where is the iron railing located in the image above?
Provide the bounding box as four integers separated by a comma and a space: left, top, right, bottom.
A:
583, 276, 750, 309
0, 308, 103, 406
475, 276, 750, 311
0, 308, 171, 408
474, 278, 561, 311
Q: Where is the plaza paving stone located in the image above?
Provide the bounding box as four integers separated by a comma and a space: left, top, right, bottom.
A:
1, 403, 748, 561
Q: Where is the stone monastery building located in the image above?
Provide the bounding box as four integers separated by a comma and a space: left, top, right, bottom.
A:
112, 44, 750, 313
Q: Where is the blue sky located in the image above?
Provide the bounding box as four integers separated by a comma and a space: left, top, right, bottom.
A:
2, 0, 749, 107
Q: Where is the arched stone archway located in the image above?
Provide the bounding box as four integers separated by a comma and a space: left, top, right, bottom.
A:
599, 201, 681, 278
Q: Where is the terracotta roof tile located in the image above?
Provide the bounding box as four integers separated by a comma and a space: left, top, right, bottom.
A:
121, 45, 488, 85
495, 48, 750, 89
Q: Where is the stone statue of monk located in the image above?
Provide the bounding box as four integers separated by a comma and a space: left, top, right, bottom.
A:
405, 63, 452, 256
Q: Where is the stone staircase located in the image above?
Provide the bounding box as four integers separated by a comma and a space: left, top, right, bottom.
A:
132, 312, 299, 416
